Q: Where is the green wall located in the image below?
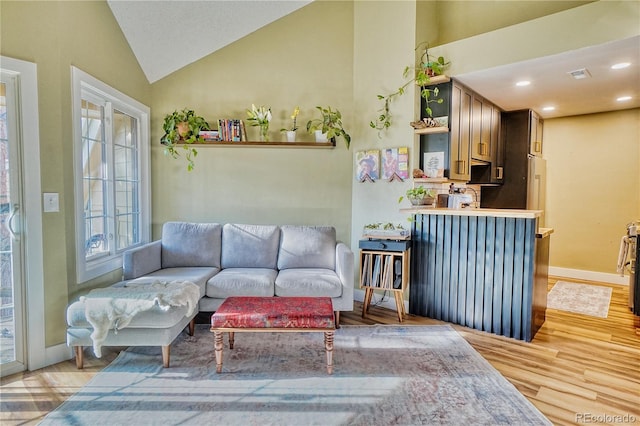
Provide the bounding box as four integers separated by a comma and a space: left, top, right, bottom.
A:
149, 1, 354, 243
0, 1, 151, 346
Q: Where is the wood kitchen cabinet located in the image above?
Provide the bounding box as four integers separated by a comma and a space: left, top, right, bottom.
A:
419, 78, 503, 183
419, 79, 471, 181
471, 94, 500, 164
481, 109, 542, 208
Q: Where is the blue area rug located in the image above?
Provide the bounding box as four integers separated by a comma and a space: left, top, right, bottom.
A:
41, 325, 550, 425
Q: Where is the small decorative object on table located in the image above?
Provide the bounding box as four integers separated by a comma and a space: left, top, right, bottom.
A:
246, 104, 272, 142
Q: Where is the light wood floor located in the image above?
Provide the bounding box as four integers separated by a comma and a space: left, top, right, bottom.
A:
2, 277, 639, 425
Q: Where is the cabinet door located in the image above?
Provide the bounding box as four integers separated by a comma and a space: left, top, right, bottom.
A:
471, 96, 483, 160
490, 107, 504, 182
450, 83, 471, 181
480, 100, 493, 162
529, 110, 543, 156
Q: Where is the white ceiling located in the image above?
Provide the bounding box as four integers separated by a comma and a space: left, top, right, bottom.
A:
456, 35, 640, 119
108, 1, 639, 119
107, 0, 312, 83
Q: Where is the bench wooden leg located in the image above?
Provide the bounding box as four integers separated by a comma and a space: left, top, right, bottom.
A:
324, 330, 334, 374
214, 331, 223, 373
334, 311, 341, 329
187, 318, 195, 336
75, 346, 84, 369
162, 345, 170, 368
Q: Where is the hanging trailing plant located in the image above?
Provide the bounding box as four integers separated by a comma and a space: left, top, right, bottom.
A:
370, 43, 450, 136
160, 108, 210, 171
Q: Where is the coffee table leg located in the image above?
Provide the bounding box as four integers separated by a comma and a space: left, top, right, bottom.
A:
214, 331, 223, 373
324, 330, 334, 374
229, 331, 235, 349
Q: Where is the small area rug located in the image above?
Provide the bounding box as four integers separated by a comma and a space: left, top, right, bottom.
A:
41, 325, 550, 425
547, 281, 612, 318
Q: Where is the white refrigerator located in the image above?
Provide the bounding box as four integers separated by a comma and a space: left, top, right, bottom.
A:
526, 156, 546, 226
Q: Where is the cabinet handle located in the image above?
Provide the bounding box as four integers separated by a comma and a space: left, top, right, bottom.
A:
496, 166, 503, 180
480, 142, 487, 156
456, 160, 466, 174
535, 141, 541, 153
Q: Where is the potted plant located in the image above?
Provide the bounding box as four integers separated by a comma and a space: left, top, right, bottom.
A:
306, 106, 351, 148
370, 43, 450, 134
161, 109, 210, 171
280, 106, 300, 142
246, 104, 272, 142
398, 186, 436, 206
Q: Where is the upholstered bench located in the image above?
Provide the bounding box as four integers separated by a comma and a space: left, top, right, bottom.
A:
66, 280, 200, 368
210, 296, 336, 374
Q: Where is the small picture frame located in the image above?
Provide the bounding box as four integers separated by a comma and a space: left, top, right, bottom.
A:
423, 151, 445, 178
381, 147, 409, 181
356, 150, 380, 182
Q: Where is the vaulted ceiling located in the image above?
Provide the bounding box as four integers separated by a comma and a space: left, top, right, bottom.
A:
107, 1, 639, 119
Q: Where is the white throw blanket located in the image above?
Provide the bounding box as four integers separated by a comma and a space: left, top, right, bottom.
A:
80, 280, 200, 357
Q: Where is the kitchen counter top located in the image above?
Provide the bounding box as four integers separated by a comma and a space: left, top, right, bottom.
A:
536, 227, 554, 238
400, 207, 543, 219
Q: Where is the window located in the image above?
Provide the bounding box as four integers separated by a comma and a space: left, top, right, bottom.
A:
72, 67, 150, 283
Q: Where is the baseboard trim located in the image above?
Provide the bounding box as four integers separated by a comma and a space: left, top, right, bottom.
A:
354, 288, 409, 312
41, 343, 72, 370
548, 267, 629, 286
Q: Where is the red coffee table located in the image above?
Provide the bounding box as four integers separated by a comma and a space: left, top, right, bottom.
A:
210, 296, 336, 374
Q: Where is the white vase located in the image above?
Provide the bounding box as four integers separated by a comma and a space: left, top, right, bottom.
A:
286, 130, 296, 142
314, 130, 328, 142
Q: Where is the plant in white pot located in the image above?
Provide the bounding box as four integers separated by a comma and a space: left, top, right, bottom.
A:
280, 106, 300, 142
398, 186, 436, 206
306, 106, 351, 148
160, 108, 210, 171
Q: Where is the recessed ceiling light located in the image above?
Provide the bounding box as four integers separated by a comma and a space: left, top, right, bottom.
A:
542, 106, 555, 111
611, 62, 631, 70
516, 80, 530, 87
617, 96, 632, 102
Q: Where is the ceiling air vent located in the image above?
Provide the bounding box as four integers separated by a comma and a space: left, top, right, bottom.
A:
568, 68, 591, 80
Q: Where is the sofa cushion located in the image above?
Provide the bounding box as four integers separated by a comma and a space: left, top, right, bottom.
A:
125, 267, 218, 298
207, 268, 277, 298
277, 226, 336, 270
161, 222, 222, 268
275, 269, 343, 298
221, 224, 280, 269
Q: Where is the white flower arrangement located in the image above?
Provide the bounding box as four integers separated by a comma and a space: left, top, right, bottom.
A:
246, 104, 272, 127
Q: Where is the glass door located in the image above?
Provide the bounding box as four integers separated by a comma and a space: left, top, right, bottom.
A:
0, 72, 26, 375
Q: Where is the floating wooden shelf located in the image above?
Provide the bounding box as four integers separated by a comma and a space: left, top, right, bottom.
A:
416, 75, 450, 86
414, 126, 449, 135
177, 141, 335, 148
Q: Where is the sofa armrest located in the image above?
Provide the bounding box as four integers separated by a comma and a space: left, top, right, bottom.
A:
335, 241, 354, 304
123, 240, 162, 280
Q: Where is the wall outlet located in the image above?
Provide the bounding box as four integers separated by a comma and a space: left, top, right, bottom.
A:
43, 192, 59, 212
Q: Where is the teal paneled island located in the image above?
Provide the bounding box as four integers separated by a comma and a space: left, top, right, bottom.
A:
405, 208, 552, 342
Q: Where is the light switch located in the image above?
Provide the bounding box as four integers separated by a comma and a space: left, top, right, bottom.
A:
43, 192, 59, 212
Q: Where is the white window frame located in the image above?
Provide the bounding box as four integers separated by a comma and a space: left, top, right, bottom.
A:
71, 66, 150, 283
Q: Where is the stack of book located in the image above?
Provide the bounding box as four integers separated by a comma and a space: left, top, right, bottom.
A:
217, 119, 246, 142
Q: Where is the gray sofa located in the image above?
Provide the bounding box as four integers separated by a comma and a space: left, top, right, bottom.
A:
67, 222, 354, 367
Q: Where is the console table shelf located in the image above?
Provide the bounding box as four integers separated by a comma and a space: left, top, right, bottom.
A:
359, 244, 411, 322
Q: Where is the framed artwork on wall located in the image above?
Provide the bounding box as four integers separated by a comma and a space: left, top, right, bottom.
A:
355, 150, 380, 182
381, 147, 409, 181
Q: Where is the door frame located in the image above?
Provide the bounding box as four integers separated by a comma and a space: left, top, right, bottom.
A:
1, 56, 45, 373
